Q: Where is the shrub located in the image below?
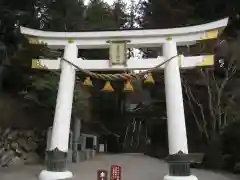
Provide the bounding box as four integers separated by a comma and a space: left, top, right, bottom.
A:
222, 121, 240, 170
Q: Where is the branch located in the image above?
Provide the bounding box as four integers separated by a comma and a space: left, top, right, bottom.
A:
182, 77, 209, 141
216, 55, 237, 130
200, 69, 216, 128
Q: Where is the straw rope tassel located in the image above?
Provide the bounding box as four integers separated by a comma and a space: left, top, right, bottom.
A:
144, 72, 155, 84
101, 81, 114, 92
83, 77, 93, 87
123, 79, 134, 92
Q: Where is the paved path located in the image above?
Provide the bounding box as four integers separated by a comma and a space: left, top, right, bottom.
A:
0, 153, 238, 180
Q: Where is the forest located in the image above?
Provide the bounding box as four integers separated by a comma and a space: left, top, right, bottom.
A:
0, 0, 240, 172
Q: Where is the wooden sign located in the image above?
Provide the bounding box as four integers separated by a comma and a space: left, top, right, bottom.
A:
110, 165, 121, 180
108, 40, 128, 67
97, 170, 108, 180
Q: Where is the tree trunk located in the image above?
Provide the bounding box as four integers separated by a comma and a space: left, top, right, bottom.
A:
202, 132, 224, 170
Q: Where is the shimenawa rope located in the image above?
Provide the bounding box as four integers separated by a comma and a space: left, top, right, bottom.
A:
61, 55, 179, 81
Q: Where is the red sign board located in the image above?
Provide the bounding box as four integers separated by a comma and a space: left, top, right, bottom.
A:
97, 170, 108, 180
110, 165, 121, 180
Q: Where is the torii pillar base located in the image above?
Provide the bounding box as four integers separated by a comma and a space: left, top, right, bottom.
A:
164, 175, 198, 180
39, 170, 73, 180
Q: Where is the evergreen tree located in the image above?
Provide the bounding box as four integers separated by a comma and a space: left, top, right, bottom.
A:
84, 0, 117, 30
112, 0, 128, 28
138, 0, 195, 29
138, 0, 240, 29
19, 0, 129, 110
46, 0, 85, 31
0, 0, 130, 134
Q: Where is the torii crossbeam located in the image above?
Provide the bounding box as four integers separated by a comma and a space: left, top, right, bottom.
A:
20, 17, 228, 180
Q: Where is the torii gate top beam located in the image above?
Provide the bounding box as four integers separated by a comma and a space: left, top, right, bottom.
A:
20, 18, 228, 49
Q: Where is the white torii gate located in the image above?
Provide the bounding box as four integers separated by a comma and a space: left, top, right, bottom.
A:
20, 18, 228, 180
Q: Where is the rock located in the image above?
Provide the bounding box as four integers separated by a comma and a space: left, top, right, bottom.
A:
15, 147, 24, 156
9, 156, 24, 166
23, 130, 34, 138
0, 127, 45, 167
17, 138, 38, 152
24, 152, 40, 164
2, 128, 11, 137
10, 142, 19, 150
0, 150, 15, 166
3, 140, 10, 149
0, 148, 6, 157
7, 130, 18, 140
233, 162, 240, 173
17, 131, 23, 136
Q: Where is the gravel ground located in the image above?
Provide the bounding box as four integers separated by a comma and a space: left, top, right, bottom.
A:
0, 153, 238, 180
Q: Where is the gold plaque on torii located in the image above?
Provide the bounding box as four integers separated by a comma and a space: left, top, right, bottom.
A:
107, 40, 130, 67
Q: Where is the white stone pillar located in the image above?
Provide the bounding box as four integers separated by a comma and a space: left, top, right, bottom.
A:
50, 43, 77, 151
93, 135, 97, 157
163, 40, 197, 180
72, 117, 81, 162
39, 42, 77, 180
163, 40, 188, 155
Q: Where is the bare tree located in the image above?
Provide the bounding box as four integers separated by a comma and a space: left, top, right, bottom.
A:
182, 40, 237, 143
182, 78, 209, 142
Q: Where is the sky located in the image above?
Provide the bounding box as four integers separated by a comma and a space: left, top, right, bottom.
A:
84, 0, 136, 6
84, 0, 116, 5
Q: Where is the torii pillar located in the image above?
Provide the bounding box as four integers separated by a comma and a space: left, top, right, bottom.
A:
39, 42, 77, 180
163, 39, 197, 180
